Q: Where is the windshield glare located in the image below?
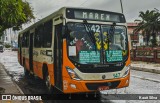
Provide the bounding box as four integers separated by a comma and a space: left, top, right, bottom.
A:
67, 22, 128, 64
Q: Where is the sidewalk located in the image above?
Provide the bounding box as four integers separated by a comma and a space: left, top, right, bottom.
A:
131, 61, 160, 74
0, 63, 30, 103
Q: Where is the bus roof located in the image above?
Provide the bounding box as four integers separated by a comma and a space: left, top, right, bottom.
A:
19, 7, 66, 35
19, 7, 125, 35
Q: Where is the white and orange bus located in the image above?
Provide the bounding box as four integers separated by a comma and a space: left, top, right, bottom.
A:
18, 7, 130, 95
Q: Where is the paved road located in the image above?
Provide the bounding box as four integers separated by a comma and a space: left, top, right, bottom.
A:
0, 51, 160, 103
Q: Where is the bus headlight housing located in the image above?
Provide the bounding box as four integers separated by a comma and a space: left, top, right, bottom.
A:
122, 65, 130, 77
66, 67, 81, 80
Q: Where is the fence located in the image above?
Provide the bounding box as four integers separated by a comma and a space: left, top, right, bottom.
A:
131, 47, 160, 63
3, 48, 18, 51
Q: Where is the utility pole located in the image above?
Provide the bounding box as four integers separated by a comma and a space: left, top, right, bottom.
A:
120, 0, 123, 13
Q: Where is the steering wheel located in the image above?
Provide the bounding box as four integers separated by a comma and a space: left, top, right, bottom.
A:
109, 44, 123, 50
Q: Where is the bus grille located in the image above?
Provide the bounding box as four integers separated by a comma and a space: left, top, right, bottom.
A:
85, 81, 120, 90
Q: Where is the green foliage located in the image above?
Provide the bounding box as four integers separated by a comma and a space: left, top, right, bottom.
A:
150, 38, 157, 47
0, 32, 4, 37
4, 43, 12, 48
134, 9, 160, 46
0, 0, 35, 32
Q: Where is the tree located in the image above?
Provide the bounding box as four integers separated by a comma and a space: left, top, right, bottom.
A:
135, 9, 160, 46
0, 0, 35, 33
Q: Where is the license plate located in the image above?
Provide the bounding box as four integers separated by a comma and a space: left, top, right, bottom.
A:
98, 86, 110, 91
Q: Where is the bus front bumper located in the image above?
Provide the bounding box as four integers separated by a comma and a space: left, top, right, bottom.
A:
62, 74, 130, 93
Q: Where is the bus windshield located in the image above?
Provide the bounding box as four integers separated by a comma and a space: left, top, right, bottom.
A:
67, 22, 128, 64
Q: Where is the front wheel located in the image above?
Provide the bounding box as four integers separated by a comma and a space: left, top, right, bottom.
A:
23, 61, 29, 76
24, 67, 29, 76
45, 72, 53, 94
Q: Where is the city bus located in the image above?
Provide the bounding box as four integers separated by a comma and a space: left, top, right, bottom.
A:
18, 7, 130, 95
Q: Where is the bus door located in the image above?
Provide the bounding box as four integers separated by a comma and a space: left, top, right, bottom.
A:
53, 17, 63, 90
29, 31, 34, 72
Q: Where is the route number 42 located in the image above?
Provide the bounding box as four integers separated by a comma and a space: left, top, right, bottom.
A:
113, 73, 120, 78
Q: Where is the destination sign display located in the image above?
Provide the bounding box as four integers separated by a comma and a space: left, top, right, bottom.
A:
79, 51, 100, 63
66, 8, 126, 23
106, 50, 122, 62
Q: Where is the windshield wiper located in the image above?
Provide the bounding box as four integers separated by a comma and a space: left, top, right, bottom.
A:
83, 20, 97, 52
107, 22, 116, 53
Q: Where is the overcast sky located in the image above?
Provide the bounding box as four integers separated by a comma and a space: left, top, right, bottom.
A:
26, 0, 160, 25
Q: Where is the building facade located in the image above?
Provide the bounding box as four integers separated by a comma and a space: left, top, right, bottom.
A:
127, 22, 143, 47
0, 28, 18, 48
127, 22, 160, 47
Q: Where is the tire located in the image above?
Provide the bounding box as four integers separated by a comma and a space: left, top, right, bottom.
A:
81, 91, 101, 100
24, 67, 29, 76
45, 71, 53, 94
24, 66, 35, 79
23, 59, 29, 76
23, 61, 35, 79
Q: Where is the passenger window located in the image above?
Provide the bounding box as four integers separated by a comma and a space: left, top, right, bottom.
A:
43, 20, 53, 48
34, 25, 43, 48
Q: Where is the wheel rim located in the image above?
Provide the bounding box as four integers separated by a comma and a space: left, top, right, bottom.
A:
46, 74, 51, 90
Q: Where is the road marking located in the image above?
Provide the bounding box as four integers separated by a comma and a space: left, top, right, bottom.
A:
131, 75, 160, 83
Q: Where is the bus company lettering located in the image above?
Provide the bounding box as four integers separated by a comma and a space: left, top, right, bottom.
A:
82, 12, 110, 21
40, 50, 46, 55
33, 50, 39, 57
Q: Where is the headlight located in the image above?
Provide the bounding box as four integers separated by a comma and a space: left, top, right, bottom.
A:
66, 66, 81, 80
122, 65, 130, 77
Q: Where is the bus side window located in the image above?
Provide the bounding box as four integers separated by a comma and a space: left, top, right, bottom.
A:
34, 25, 43, 48
18, 35, 20, 48
26, 32, 29, 47
22, 34, 24, 47
43, 20, 53, 48
22, 33, 27, 47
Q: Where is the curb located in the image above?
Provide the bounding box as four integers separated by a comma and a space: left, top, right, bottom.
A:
1, 65, 25, 95
0, 63, 24, 94
131, 66, 160, 74
131, 75, 160, 83
0, 63, 30, 103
